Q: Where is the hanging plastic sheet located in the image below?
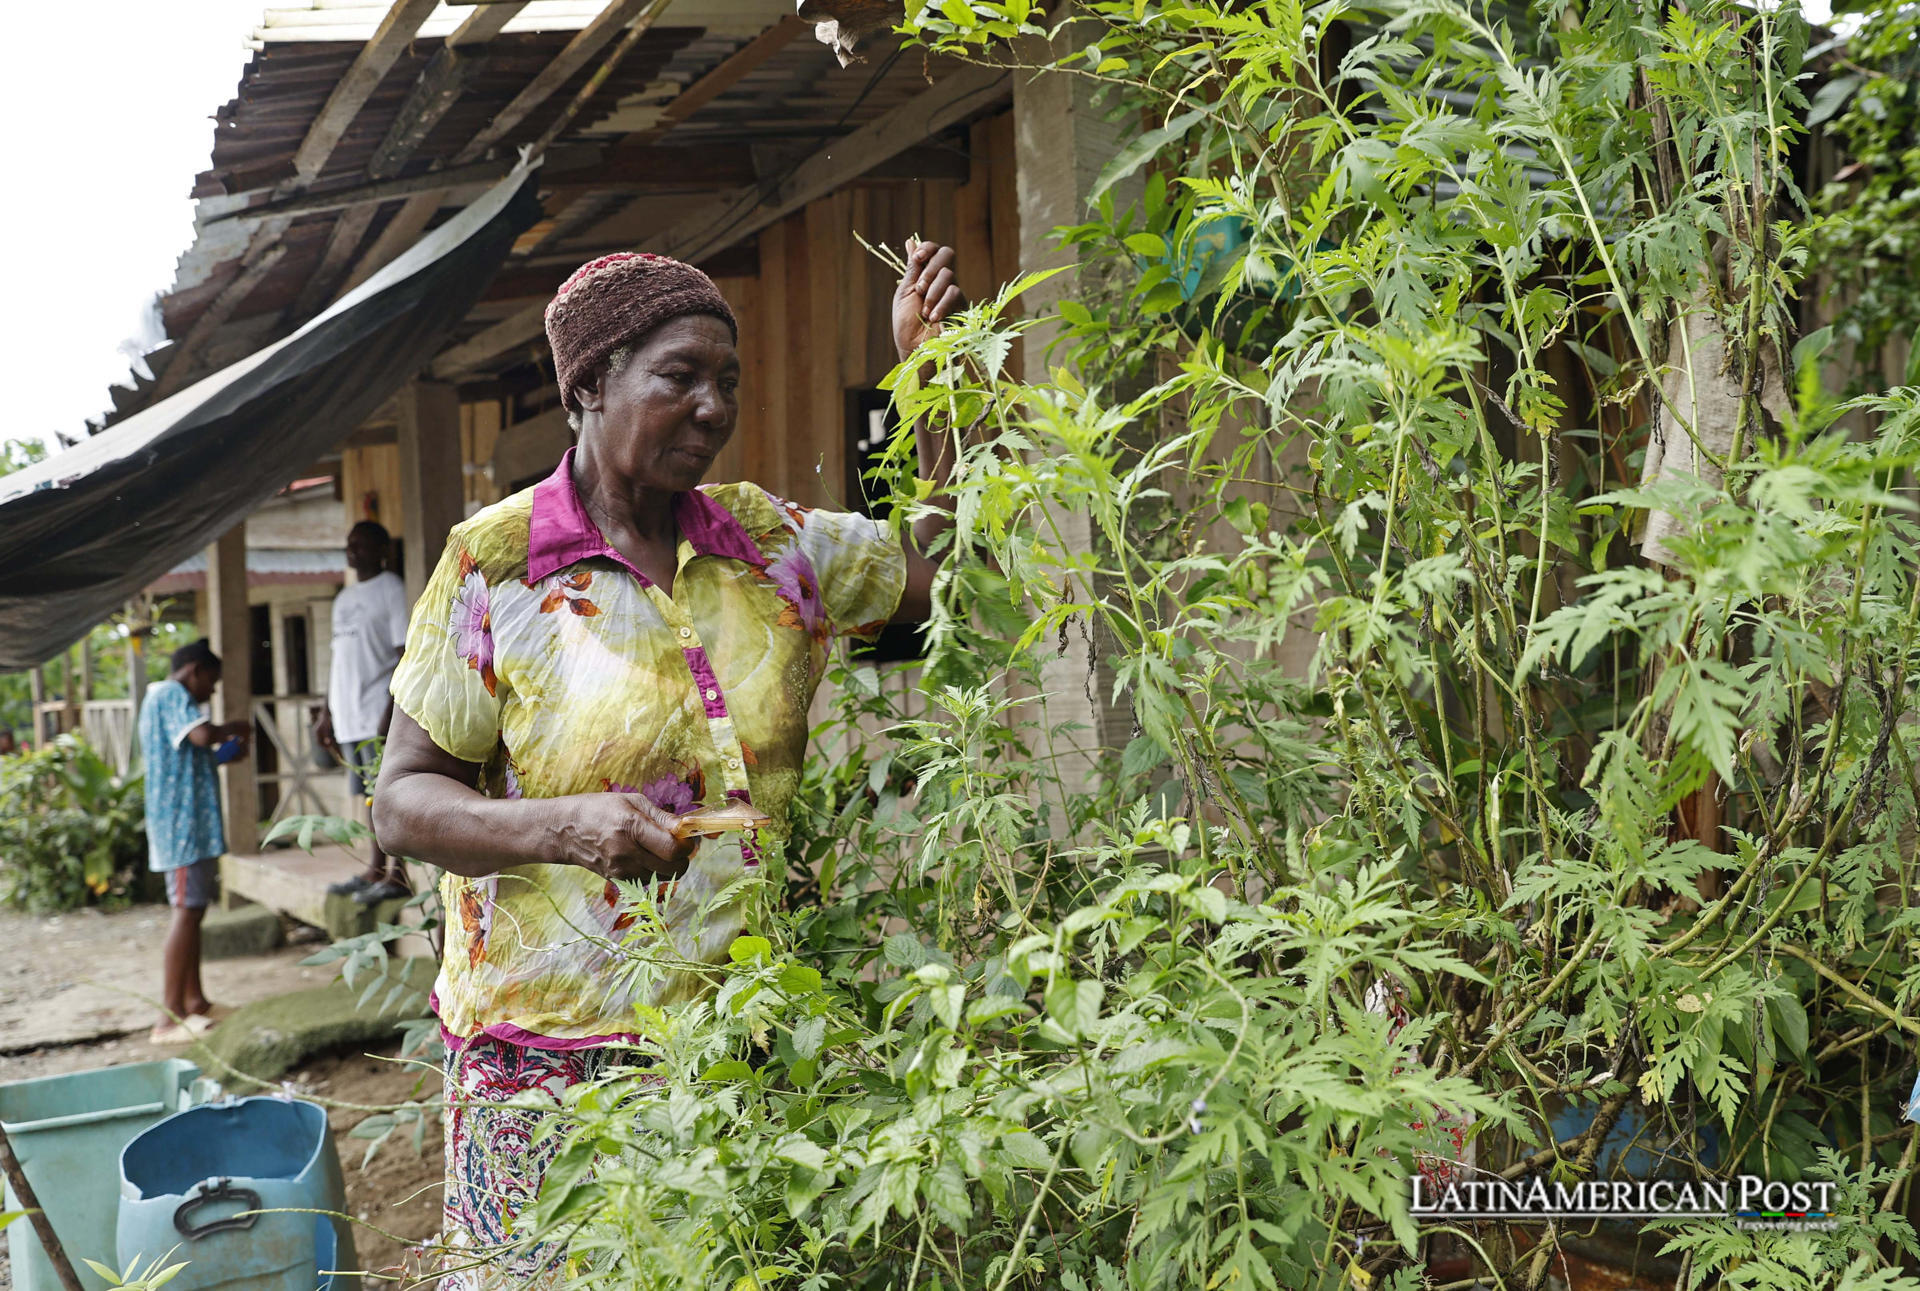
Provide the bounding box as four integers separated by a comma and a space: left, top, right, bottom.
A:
0, 160, 542, 670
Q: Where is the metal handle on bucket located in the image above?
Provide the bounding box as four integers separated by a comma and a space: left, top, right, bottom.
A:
173, 1178, 262, 1239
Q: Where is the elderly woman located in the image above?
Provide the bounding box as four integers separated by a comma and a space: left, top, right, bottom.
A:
375, 242, 962, 1286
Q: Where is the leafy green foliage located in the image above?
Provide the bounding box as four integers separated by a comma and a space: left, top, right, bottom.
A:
470, 0, 1920, 1286
0, 733, 145, 912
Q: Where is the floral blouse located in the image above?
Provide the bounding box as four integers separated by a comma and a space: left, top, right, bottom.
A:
391, 449, 905, 1047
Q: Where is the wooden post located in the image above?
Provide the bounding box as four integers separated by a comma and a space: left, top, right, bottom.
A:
27, 666, 44, 747
0, 1121, 86, 1291
127, 613, 148, 771
397, 379, 464, 603
207, 523, 259, 855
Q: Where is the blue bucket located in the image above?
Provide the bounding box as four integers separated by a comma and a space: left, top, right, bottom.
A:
116, 1096, 358, 1291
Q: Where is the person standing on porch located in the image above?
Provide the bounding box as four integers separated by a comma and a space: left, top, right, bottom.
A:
139, 638, 250, 1045
373, 242, 964, 1287
315, 520, 412, 904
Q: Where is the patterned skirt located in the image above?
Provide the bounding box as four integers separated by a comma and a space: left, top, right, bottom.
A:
437, 1035, 614, 1290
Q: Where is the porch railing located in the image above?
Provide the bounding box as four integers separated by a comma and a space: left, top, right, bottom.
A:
252, 693, 342, 827
80, 699, 136, 775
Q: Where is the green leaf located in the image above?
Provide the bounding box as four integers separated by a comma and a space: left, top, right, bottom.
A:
1790, 325, 1833, 377
1121, 734, 1170, 778
1090, 108, 1204, 205
728, 936, 772, 963
777, 1137, 830, 1172
1806, 74, 1861, 127
884, 934, 927, 969
83, 1258, 124, 1286
1000, 1130, 1053, 1170
923, 1158, 970, 1228
1045, 976, 1103, 1038
793, 1015, 827, 1059
1124, 232, 1168, 257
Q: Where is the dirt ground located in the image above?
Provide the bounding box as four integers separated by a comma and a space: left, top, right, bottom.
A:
0, 905, 443, 1289
0, 904, 330, 1058
291, 1045, 447, 1285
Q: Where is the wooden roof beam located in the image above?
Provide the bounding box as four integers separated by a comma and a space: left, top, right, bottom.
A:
216, 159, 514, 222
430, 62, 1010, 379
643, 15, 808, 139
365, 2, 535, 179
152, 245, 290, 398
509, 13, 806, 259
288, 0, 444, 187
329, 0, 668, 302
453, 0, 668, 165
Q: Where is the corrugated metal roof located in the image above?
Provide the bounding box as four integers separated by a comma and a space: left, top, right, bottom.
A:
252, 0, 784, 44
152, 547, 348, 593
99, 0, 963, 426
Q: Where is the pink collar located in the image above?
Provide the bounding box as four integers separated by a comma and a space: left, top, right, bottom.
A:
526, 448, 764, 583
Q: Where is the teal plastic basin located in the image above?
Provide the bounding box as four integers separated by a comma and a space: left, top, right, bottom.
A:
1, 1059, 201, 1291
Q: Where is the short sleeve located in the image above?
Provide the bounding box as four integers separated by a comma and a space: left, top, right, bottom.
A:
388, 532, 506, 764
792, 507, 907, 639
158, 686, 207, 749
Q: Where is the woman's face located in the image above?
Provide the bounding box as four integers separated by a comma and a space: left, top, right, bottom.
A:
579, 314, 740, 494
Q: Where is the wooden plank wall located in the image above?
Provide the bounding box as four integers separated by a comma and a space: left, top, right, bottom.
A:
705, 110, 1020, 508
339, 444, 403, 533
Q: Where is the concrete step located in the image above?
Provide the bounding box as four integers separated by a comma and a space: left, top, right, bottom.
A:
201, 901, 284, 959
220, 845, 427, 942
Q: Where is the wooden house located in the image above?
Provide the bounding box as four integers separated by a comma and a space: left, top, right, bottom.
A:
0, 0, 1131, 925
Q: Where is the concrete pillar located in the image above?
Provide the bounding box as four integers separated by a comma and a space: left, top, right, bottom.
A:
1013, 39, 1142, 800
207, 523, 259, 854
397, 380, 463, 604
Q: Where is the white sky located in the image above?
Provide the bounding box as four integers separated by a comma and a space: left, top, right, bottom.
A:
0, 0, 265, 450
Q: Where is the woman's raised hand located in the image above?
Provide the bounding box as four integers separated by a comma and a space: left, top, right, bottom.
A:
893, 239, 964, 361
561, 793, 696, 881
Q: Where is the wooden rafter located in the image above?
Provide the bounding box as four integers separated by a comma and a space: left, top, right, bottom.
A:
288, 0, 444, 187
365, 1, 535, 179
216, 159, 512, 223
454, 0, 663, 166
646, 15, 809, 138
654, 63, 1008, 264
330, 0, 666, 304
430, 62, 1011, 380
510, 13, 807, 258
151, 245, 289, 398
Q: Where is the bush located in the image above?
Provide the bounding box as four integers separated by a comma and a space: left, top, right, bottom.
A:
498, 0, 1920, 1285
0, 734, 146, 914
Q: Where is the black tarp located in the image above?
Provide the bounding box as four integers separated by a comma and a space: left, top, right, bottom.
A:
0, 162, 541, 670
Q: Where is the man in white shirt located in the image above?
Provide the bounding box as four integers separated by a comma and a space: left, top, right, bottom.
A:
314, 521, 411, 903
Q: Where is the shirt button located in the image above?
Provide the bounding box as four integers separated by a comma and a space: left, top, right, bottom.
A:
678, 627, 692, 639
726, 757, 741, 770
705, 688, 718, 701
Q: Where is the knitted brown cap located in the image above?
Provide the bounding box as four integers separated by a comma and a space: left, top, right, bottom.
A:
544, 252, 738, 413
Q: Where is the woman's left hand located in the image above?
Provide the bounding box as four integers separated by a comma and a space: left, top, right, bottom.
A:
893, 239, 965, 361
